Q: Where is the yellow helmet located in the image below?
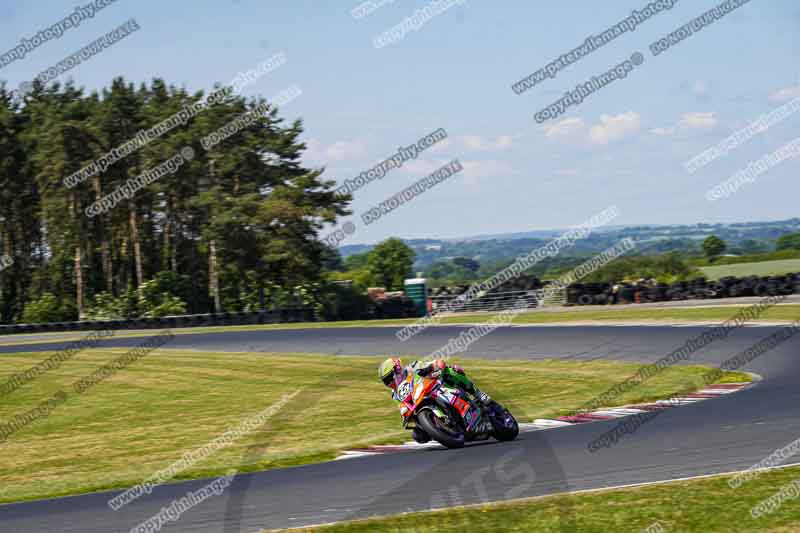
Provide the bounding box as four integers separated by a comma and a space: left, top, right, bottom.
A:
379, 357, 402, 386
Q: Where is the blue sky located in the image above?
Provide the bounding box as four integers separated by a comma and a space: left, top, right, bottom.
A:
2, 0, 798, 244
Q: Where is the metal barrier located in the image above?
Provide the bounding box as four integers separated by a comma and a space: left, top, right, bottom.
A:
429, 287, 566, 315
0, 308, 316, 335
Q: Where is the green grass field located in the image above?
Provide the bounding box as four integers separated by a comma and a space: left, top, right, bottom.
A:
700, 259, 800, 280
283, 465, 800, 532
0, 348, 747, 504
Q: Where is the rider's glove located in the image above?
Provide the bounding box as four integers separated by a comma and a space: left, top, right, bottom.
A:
475, 389, 493, 406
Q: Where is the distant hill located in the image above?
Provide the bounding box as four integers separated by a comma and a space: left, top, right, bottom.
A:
340, 218, 800, 271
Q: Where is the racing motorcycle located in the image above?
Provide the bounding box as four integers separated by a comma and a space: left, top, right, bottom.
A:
395, 367, 519, 448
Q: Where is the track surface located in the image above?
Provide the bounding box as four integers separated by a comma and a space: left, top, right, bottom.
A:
1, 325, 799, 531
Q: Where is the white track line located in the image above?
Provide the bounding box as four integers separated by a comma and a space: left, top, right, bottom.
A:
336, 381, 755, 460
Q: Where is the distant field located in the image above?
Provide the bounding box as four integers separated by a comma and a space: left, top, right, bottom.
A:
699, 259, 800, 280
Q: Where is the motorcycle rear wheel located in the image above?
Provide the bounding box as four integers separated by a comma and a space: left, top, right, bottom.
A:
417, 409, 465, 449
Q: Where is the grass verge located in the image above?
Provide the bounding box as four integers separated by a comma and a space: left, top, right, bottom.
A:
700, 259, 800, 279
279, 465, 800, 532
0, 348, 748, 505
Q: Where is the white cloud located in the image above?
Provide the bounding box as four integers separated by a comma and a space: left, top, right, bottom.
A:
396, 158, 514, 194
679, 112, 716, 129
303, 137, 369, 163
459, 135, 514, 152
403, 158, 451, 175
649, 112, 716, 136
650, 126, 676, 136
556, 168, 580, 177
455, 159, 518, 192
588, 111, 641, 146
691, 80, 708, 97
461, 159, 517, 179
543, 117, 586, 143
427, 137, 453, 153
540, 112, 641, 146
770, 86, 800, 103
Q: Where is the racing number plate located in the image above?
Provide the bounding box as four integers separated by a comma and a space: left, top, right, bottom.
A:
397, 381, 412, 401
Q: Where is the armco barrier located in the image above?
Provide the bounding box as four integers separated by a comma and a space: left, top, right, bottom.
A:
0, 308, 316, 335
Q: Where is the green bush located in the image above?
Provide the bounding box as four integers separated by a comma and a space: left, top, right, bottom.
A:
85, 274, 189, 319
577, 252, 698, 283
137, 277, 188, 317
85, 287, 138, 320
21, 293, 76, 323
318, 283, 371, 321
141, 293, 187, 317
776, 232, 800, 251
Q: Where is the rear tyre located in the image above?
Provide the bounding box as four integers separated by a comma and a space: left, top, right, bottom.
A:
417, 409, 465, 449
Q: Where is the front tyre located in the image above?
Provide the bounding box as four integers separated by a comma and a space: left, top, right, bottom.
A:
417, 409, 465, 449
491, 408, 519, 442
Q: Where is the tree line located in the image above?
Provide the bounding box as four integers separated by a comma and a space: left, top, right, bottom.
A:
0, 78, 348, 323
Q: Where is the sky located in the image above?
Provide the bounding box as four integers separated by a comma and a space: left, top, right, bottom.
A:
1, 0, 798, 244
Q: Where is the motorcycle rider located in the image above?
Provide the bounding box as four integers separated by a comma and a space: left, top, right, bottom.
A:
378, 357, 498, 443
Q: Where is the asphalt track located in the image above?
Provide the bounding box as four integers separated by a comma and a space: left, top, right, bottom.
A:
1, 324, 799, 532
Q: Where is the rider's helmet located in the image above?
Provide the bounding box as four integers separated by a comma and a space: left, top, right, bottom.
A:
378, 357, 403, 388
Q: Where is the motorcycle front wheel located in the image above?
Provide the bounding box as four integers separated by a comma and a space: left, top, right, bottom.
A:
492, 408, 520, 442
417, 409, 465, 449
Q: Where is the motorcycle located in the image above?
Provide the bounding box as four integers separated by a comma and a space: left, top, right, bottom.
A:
395, 368, 519, 449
